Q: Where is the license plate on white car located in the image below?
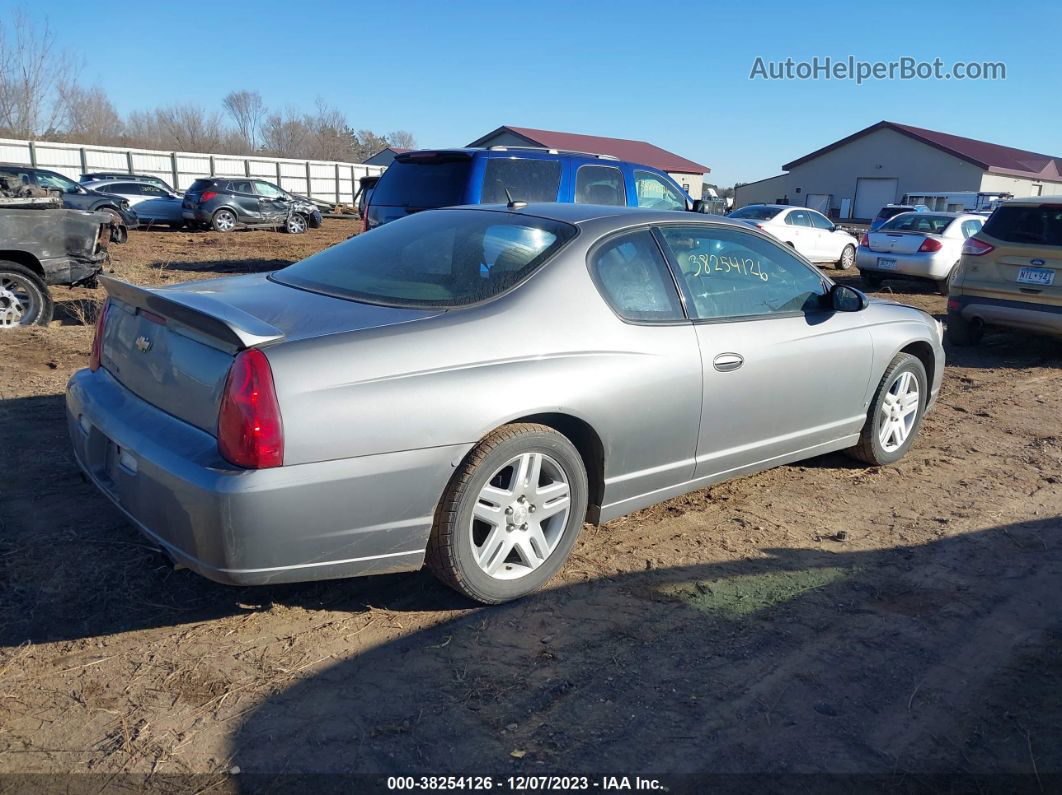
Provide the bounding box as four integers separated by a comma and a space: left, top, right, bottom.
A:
1017, 267, 1055, 286
877, 257, 898, 270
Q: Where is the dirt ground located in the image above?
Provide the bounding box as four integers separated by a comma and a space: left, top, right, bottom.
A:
1, 220, 1060, 788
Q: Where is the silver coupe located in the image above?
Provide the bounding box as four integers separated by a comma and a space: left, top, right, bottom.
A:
67, 203, 944, 602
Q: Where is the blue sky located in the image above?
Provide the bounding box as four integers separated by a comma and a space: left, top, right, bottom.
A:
8, 0, 1060, 186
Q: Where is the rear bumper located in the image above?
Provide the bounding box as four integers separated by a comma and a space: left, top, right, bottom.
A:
66, 367, 468, 585
949, 294, 1062, 337
856, 247, 954, 280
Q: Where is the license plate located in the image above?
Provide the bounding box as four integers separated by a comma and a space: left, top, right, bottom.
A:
1017, 267, 1055, 286
877, 257, 898, 270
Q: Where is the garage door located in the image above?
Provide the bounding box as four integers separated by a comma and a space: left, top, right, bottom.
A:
805, 193, 830, 213
854, 177, 898, 220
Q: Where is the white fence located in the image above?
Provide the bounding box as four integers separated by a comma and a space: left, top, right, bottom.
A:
0, 137, 385, 205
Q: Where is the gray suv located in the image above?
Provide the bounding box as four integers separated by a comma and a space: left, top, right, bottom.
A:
181, 178, 323, 233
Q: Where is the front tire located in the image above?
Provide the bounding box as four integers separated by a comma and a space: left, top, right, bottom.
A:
837, 244, 855, 270
285, 213, 307, 234
426, 423, 589, 604
0, 262, 53, 328
847, 353, 928, 466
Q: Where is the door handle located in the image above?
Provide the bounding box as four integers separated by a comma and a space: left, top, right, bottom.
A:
713, 352, 744, 372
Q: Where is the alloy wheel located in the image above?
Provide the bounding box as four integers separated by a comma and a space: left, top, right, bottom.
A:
470, 452, 572, 580
0, 273, 39, 328
878, 371, 920, 452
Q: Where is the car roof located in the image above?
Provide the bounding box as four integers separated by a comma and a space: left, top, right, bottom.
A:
443, 202, 737, 229
396, 147, 662, 169
1002, 195, 1062, 206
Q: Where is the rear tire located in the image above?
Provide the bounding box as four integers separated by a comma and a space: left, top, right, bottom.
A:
837, 244, 855, 270
211, 208, 238, 233
0, 262, 53, 328
426, 423, 588, 604
946, 309, 983, 346
847, 353, 928, 466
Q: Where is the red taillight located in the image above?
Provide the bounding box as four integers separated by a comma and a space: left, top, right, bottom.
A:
89, 300, 110, 372
200, 191, 217, 201
918, 238, 943, 253
217, 349, 284, 469
947, 299, 960, 310
961, 237, 995, 256
859, 233, 869, 247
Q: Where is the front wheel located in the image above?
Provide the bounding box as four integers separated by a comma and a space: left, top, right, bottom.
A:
426, 423, 589, 603
285, 213, 307, 234
837, 244, 855, 270
847, 353, 928, 466
0, 262, 53, 328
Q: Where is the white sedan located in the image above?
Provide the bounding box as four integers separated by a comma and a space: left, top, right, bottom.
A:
729, 204, 860, 269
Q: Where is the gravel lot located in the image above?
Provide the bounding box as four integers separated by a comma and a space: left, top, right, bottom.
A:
1, 220, 1060, 784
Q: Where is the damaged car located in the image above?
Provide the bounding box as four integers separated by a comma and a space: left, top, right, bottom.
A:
1, 176, 114, 328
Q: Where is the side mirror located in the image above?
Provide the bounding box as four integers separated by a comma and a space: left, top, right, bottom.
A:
830, 283, 868, 312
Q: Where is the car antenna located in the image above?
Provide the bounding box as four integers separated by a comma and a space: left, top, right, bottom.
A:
504, 187, 526, 210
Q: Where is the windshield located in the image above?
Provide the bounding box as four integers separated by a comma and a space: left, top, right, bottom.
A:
272, 209, 577, 308
729, 206, 782, 221
370, 155, 472, 208
879, 214, 954, 234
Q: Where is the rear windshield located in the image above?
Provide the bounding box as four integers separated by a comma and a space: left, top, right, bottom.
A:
272, 209, 577, 308
875, 206, 913, 220
879, 214, 953, 234
371, 156, 471, 208
187, 179, 213, 192
729, 206, 782, 220
982, 204, 1062, 246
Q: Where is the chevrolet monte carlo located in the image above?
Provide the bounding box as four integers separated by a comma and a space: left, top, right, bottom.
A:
67, 203, 944, 602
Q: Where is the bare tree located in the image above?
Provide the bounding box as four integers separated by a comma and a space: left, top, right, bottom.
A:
0, 10, 78, 138
222, 89, 265, 150
261, 107, 311, 158
153, 104, 227, 152
387, 130, 416, 150
352, 129, 390, 163
61, 84, 123, 144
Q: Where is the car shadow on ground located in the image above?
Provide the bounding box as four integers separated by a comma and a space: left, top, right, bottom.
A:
136, 258, 293, 275
225, 518, 1062, 784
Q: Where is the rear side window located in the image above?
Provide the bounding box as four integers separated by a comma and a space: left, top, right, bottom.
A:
272, 209, 576, 308
372, 156, 472, 208
229, 180, 253, 194
591, 230, 683, 322
982, 205, 1062, 246
785, 210, 811, 227
481, 158, 561, 205
575, 165, 625, 206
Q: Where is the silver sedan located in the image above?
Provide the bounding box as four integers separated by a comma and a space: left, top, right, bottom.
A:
82, 179, 186, 226
67, 204, 944, 603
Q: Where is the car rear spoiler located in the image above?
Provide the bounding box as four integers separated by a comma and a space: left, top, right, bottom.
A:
100, 276, 284, 351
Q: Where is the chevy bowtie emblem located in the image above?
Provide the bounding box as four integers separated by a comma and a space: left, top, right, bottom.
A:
135, 335, 152, 353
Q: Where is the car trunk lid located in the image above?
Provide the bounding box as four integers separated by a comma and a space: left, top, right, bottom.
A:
98, 274, 444, 434
971, 204, 1062, 303
866, 230, 936, 254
